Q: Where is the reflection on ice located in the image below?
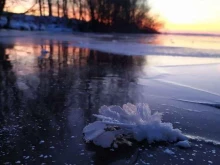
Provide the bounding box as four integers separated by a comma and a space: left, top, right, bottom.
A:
83, 103, 188, 148
1, 31, 220, 164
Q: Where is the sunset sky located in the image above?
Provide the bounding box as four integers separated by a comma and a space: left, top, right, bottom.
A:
9, 0, 220, 34
150, 0, 220, 33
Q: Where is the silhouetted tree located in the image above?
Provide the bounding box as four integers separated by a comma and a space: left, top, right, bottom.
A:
62, 0, 68, 18
84, 0, 161, 33
47, 0, 52, 16
0, 0, 6, 16
56, 0, 60, 17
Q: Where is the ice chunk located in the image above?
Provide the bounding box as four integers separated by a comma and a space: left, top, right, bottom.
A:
83, 103, 187, 148
175, 140, 191, 148
83, 121, 106, 142
17, 81, 29, 91
164, 148, 175, 155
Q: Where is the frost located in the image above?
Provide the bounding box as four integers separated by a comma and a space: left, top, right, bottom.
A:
24, 156, 30, 159
83, 103, 187, 148
175, 140, 191, 148
39, 140, 45, 144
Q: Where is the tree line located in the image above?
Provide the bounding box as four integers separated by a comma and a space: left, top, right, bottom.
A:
0, 0, 162, 33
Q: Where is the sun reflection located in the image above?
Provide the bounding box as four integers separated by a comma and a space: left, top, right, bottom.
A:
145, 56, 220, 67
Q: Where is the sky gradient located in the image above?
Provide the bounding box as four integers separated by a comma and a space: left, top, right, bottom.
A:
8, 0, 220, 34
150, 0, 220, 33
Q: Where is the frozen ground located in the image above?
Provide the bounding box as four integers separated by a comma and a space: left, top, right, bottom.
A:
0, 16, 73, 32
0, 30, 220, 164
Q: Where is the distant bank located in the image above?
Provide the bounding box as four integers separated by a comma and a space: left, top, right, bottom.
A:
0, 12, 159, 34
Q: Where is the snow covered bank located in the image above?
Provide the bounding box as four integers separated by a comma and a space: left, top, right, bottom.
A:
83, 103, 188, 148
0, 15, 74, 32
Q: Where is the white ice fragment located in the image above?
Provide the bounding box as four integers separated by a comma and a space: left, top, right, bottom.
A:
39, 140, 45, 144
39, 155, 43, 157
4, 162, 10, 165
83, 121, 106, 142
93, 131, 116, 148
164, 149, 175, 155
15, 161, 21, 164
50, 146, 55, 149
140, 159, 149, 164
175, 140, 191, 148
113, 143, 118, 148
148, 154, 153, 157
24, 156, 30, 159
189, 159, 193, 161
208, 161, 213, 164
17, 82, 29, 90
83, 103, 187, 148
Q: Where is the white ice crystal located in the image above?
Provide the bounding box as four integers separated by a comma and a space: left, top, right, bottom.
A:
175, 140, 191, 148
83, 103, 187, 148
164, 148, 175, 155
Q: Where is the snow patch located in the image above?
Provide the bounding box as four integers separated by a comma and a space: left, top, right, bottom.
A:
83, 103, 187, 148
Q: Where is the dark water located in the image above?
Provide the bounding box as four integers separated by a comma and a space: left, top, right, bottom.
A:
1, 38, 220, 165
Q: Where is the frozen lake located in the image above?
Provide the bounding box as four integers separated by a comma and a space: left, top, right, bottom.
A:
0, 30, 220, 164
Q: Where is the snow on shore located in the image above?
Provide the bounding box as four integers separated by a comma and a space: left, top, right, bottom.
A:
83, 103, 188, 148
0, 15, 72, 32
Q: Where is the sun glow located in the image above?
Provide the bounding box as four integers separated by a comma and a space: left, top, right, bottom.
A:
150, 0, 220, 33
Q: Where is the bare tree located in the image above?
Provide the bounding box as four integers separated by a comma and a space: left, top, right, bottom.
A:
84, 0, 161, 33
0, 0, 6, 17
63, 0, 68, 18
56, 0, 60, 17
38, 0, 43, 16
47, 0, 52, 16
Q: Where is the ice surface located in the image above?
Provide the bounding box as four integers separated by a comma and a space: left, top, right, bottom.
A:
72, 40, 220, 57
83, 103, 187, 148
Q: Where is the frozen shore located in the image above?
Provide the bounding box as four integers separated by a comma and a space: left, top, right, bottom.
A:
0, 31, 220, 164
0, 14, 75, 32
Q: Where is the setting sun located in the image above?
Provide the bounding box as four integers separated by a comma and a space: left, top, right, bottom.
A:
150, 0, 220, 33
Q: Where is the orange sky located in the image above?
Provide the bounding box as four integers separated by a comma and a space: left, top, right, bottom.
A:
7, 0, 220, 34
149, 0, 220, 33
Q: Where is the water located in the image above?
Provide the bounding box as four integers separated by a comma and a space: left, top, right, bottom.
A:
0, 30, 220, 164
